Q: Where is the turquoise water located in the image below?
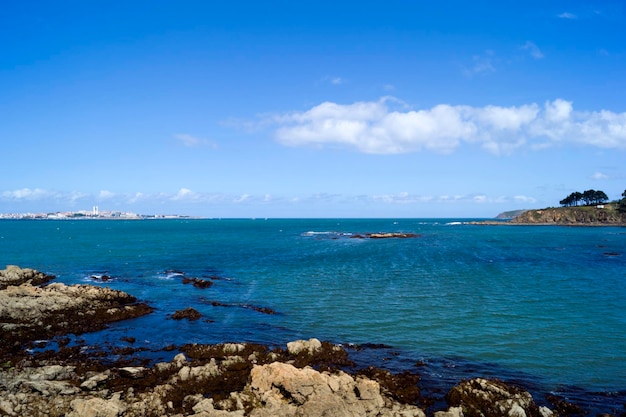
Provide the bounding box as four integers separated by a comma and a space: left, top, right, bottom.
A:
1, 219, 625, 406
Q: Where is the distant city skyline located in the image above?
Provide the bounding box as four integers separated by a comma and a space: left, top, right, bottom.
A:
0, 206, 193, 220
2, 1, 625, 218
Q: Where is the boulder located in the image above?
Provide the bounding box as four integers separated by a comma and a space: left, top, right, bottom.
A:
248, 362, 425, 417
0, 265, 55, 290
67, 397, 126, 417
446, 378, 541, 417
119, 367, 147, 379
287, 338, 322, 355
171, 307, 202, 321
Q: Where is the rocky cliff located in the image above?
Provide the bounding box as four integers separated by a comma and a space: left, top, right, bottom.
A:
510, 204, 626, 225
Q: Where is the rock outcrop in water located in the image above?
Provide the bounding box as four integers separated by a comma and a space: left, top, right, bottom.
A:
0, 266, 153, 355
351, 232, 421, 239
0, 265, 55, 290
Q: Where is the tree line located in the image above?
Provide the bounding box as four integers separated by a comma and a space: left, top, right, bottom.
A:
559, 189, 609, 207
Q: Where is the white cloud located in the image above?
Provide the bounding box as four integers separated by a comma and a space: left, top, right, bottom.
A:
591, 172, 609, 180
463, 51, 496, 77
558, 12, 577, 19
174, 133, 217, 149
513, 195, 537, 204
272, 97, 626, 155
321, 76, 344, 85
171, 188, 198, 201
234, 194, 251, 203
128, 192, 146, 204
520, 41, 544, 59
368, 192, 534, 206
98, 190, 116, 200
1, 188, 55, 200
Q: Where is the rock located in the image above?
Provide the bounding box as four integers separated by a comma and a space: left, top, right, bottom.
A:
539, 406, 554, 417
28, 364, 75, 381
446, 378, 544, 417
192, 398, 217, 413
119, 367, 147, 379
223, 343, 246, 354
81, 372, 110, 390
0, 265, 55, 290
368, 233, 420, 239
349, 233, 420, 239
287, 338, 322, 355
0, 280, 154, 351
68, 397, 126, 417
182, 277, 214, 288
22, 379, 80, 396
510, 206, 626, 225
173, 353, 188, 367
435, 406, 464, 417
248, 362, 425, 417
171, 307, 202, 321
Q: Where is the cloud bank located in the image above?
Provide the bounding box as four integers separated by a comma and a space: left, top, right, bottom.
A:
0, 187, 536, 212
273, 97, 626, 155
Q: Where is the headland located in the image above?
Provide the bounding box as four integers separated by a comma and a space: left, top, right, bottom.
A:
475, 204, 626, 226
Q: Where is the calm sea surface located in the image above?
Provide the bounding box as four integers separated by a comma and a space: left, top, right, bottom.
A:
1, 219, 625, 411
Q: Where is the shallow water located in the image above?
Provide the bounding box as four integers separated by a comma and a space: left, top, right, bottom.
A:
1, 218, 625, 412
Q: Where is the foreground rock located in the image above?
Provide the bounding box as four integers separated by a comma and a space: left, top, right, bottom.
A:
443, 378, 553, 417
0, 266, 153, 355
0, 265, 55, 290
0, 338, 558, 417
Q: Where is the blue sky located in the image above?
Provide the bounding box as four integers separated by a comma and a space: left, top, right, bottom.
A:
1, 1, 625, 218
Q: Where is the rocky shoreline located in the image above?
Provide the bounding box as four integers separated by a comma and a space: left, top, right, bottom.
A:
475, 206, 626, 226
0, 266, 609, 417
0, 265, 153, 357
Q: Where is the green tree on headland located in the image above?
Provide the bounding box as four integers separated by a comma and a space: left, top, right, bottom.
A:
560, 189, 608, 207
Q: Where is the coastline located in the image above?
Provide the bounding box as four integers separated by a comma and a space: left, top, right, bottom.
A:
2, 266, 623, 416
469, 220, 626, 226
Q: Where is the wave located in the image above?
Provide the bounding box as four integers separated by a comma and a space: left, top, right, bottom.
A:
301, 231, 354, 238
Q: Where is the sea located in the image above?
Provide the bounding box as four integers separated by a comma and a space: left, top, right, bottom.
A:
1, 218, 625, 414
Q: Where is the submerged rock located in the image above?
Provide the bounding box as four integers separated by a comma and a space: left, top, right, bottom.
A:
182, 277, 214, 289
171, 307, 202, 321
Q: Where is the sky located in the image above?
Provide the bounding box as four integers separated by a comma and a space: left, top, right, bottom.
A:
1, 0, 625, 218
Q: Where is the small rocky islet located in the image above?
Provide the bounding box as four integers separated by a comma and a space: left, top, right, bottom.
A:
0, 265, 587, 417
